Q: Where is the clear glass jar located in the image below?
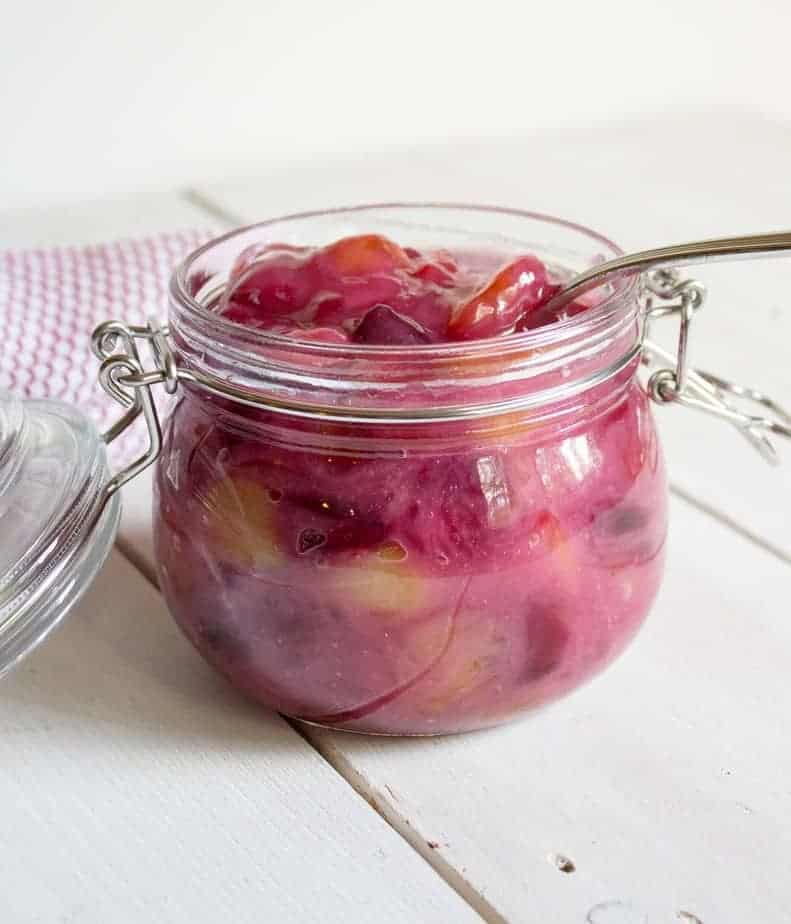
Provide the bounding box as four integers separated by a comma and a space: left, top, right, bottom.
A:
151, 205, 666, 735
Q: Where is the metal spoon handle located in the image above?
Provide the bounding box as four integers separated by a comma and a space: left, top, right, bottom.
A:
550, 230, 791, 307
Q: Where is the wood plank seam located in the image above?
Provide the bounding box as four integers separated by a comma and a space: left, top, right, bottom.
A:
299, 729, 512, 924
668, 482, 791, 567
181, 188, 248, 229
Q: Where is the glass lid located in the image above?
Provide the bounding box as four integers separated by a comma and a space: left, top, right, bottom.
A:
0, 389, 120, 677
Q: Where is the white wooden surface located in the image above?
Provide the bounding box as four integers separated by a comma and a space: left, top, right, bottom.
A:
0, 193, 211, 248
2, 111, 791, 923
0, 552, 482, 924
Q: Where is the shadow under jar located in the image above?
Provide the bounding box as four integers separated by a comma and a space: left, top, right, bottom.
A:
154, 205, 667, 735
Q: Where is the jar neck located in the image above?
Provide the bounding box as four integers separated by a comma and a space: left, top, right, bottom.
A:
168, 278, 643, 427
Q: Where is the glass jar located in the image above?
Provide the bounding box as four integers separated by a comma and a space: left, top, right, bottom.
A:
3, 205, 787, 732
151, 205, 666, 734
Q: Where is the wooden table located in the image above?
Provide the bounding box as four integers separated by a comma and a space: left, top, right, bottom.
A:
2, 111, 789, 924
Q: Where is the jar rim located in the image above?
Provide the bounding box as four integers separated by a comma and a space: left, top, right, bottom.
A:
167, 203, 642, 422
171, 202, 636, 355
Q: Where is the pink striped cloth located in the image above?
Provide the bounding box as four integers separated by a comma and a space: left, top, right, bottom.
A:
0, 230, 215, 461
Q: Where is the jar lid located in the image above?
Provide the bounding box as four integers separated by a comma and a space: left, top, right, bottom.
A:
0, 390, 120, 677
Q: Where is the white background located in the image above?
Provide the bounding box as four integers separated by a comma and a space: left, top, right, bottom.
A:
2, 0, 790, 209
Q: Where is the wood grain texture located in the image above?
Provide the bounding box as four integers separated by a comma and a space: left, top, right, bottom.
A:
201, 109, 791, 561
0, 552, 483, 924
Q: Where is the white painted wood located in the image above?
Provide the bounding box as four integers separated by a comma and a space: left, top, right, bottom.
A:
0, 551, 483, 923
117, 468, 157, 583
201, 110, 791, 560
304, 495, 791, 924
0, 192, 212, 248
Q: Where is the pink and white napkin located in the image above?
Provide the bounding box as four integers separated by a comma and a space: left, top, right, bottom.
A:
0, 230, 215, 459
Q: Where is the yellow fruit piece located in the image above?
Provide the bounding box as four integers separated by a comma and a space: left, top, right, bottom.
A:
479, 411, 537, 442
426, 657, 488, 712
536, 511, 577, 579
384, 615, 455, 687
200, 476, 281, 570
423, 620, 504, 713
332, 561, 427, 621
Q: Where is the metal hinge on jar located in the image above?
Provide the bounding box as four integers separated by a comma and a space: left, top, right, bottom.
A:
641, 268, 791, 465
91, 318, 176, 506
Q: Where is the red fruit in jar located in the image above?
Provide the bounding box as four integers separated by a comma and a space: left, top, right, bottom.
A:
223, 249, 313, 324
319, 234, 411, 276
410, 251, 458, 287
352, 304, 433, 346
448, 256, 555, 341
390, 291, 454, 340
227, 242, 307, 285
218, 236, 584, 344
519, 607, 569, 684
310, 279, 405, 326
391, 453, 539, 569
155, 229, 667, 734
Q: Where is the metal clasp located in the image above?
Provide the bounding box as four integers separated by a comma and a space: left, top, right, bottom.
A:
91, 318, 174, 509
642, 269, 791, 465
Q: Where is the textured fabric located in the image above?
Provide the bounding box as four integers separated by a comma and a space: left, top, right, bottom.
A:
0, 230, 215, 460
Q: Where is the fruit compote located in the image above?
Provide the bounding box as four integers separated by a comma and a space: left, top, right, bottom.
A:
155, 233, 666, 734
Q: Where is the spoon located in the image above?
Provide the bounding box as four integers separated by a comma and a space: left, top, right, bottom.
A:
545, 229, 791, 310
